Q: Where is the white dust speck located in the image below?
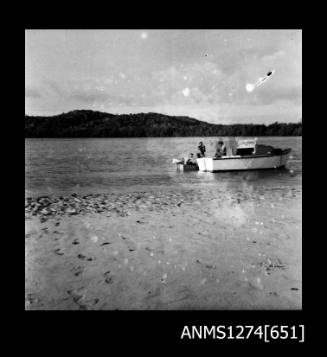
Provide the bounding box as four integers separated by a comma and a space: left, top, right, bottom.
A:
256, 277, 263, 288
91, 235, 98, 243
140, 32, 148, 40
200, 278, 207, 285
182, 87, 190, 97
246, 83, 255, 92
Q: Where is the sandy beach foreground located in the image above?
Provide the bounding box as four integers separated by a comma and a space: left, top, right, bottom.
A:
25, 187, 301, 310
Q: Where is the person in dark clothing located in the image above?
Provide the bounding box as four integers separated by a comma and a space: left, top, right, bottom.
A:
198, 141, 206, 157
186, 153, 196, 165
215, 140, 226, 158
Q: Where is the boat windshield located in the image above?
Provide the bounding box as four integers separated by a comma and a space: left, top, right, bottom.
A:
235, 138, 257, 156
236, 138, 257, 149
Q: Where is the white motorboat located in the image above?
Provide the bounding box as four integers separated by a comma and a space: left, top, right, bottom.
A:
196, 139, 291, 172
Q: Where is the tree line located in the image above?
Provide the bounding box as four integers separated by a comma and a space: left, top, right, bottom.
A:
25, 110, 302, 137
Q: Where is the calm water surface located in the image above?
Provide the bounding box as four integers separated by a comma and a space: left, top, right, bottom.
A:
25, 137, 302, 197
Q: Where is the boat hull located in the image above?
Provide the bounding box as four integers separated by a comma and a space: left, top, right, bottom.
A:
176, 163, 199, 171
197, 149, 291, 172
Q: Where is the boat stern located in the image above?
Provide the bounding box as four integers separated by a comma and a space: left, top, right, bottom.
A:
196, 158, 205, 171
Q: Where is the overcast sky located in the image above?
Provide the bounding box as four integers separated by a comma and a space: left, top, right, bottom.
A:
25, 30, 302, 124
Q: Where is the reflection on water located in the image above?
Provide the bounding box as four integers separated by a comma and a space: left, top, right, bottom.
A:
25, 137, 301, 196
198, 166, 296, 185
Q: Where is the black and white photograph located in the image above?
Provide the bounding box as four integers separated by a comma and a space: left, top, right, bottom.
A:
25, 29, 302, 311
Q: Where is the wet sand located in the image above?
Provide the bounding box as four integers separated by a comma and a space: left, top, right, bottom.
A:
25, 187, 301, 310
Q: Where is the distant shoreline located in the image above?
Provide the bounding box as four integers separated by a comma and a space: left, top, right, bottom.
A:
25, 110, 302, 138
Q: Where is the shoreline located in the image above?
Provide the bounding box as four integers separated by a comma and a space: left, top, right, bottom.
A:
25, 186, 301, 220
25, 188, 302, 310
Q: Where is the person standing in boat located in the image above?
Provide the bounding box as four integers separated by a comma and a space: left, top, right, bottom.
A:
197, 141, 206, 157
215, 139, 226, 158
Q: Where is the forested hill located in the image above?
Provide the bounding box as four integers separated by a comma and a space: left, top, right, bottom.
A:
25, 110, 302, 137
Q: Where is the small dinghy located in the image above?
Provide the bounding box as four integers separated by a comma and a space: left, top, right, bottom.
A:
197, 138, 291, 172
172, 158, 199, 171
